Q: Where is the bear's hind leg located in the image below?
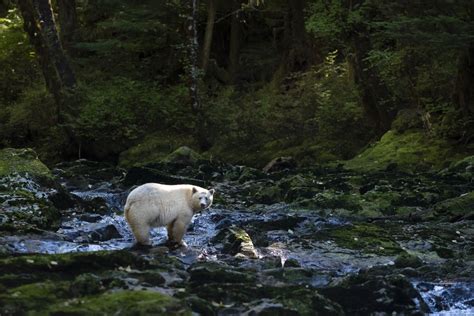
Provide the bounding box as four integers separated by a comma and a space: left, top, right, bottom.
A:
130, 223, 151, 246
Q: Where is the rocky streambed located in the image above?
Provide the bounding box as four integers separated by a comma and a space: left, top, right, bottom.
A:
0, 149, 473, 315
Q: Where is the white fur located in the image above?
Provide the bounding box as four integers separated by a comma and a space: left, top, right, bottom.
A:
124, 183, 214, 246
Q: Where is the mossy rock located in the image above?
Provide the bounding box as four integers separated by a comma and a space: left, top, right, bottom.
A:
320, 273, 429, 314
0, 174, 62, 234
118, 133, 198, 168
324, 223, 404, 255
433, 191, 474, 221
188, 262, 257, 285
344, 130, 466, 173
0, 148, 51, 178
48, 290, 190, 315
162, 146, 204, 165
212, 227, 258, 258
0, 282, 190, 315
0, 250, 149, 275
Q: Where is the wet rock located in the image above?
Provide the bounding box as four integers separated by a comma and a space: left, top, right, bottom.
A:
188, 262, 257, 285
322, 223, 404, 255
0, 174, 62, 235
395, 253, 423, 269
263, 156, 297, 173
53, 159, 125, 191
213, 227, 258, 258
320, 272, 429, 315
71, 223, 122, 243
0, 250, 149, 275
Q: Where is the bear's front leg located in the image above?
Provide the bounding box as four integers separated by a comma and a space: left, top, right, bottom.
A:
165, 219, 188, 249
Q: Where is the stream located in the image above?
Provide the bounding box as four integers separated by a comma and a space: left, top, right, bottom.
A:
0, 159, 473, 315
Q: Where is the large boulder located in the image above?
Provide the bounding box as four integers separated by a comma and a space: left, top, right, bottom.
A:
0, 148, 51, 178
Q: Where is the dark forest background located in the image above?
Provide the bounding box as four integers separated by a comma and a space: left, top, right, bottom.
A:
1, 0, 474, 170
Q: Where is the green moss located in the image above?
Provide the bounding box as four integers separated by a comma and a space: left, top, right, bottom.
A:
118, 133, 198, 168
345, 130, 466, 172
434, 191, 474, 220
0, 251, 148, 275
326, 224, 404, 255
0, 281, 70, 314
0, 148, 51, 177
48, 290, 190, 315
162, 146, 204, 164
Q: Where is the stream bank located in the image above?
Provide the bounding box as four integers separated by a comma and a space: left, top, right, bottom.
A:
0, 148, 473, 315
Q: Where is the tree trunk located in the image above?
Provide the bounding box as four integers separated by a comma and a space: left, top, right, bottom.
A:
0, 0, 10, 17
350, 33, 392, 134
32, 0, 76, 90
57, 0, 77, 49
228, 0, 241, 82
18, 0, 77, 129
201, 0, 217, 73
17, 0, 63, 110
286, 0, 310, 71
453, 44, 474, 116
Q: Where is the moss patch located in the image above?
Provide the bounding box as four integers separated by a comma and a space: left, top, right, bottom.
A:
325, 223, 404, 255
49, 290, 190, 315
0, 148, 51, 177
344, 130, 467, 172
118, 133, 198, 168
434, 191, 474, 220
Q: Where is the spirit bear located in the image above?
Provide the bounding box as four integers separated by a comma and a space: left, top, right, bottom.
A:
124, 183, 215, 248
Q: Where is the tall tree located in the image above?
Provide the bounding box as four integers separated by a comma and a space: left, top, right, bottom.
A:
201, 0, 217, 73
57, 0, 77, 49
228, 0, 241, 82
17, 0, 76, 124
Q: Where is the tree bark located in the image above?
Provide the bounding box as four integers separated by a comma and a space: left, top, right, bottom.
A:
286, 0, 310, 71
32, 0, 76, 90
349, 33, 392, 134
57, 0, 77, 49
201, 0, 217, 73
17, 0, 63, 109
228, 0, 241, 82
453, 44, 474, 116
18, 0, 77, 127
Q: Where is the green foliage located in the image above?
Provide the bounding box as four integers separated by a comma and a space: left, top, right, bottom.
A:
0, 9, 41, 105
75, 78, 190, 153
208, 49, 369, 165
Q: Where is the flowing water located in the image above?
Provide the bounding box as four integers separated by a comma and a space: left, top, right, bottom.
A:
1, 163, 473, 315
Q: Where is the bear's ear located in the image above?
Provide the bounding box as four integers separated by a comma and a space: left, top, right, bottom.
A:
209, 188, 215, 195
192, 187, 197, 194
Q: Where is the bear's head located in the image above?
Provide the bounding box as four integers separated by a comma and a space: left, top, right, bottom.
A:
191, 187, 215, 212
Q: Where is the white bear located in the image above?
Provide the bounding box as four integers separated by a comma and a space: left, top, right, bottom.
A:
124, 183, 215, 248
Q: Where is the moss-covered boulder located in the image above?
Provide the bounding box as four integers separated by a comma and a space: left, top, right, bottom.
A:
345, 130, 466, 172
212, 227, 258, 258
118, 134, 198, 168
188, 262, 257, 285
162, 146, 204, 164
321, 223, 404, 256
0, 148, 51, 178
0, 174, 62, 234
320, 272, 429, 315
433, 191, 474, 221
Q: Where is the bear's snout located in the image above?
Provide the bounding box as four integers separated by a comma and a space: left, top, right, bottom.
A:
200, 202, 207, 209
